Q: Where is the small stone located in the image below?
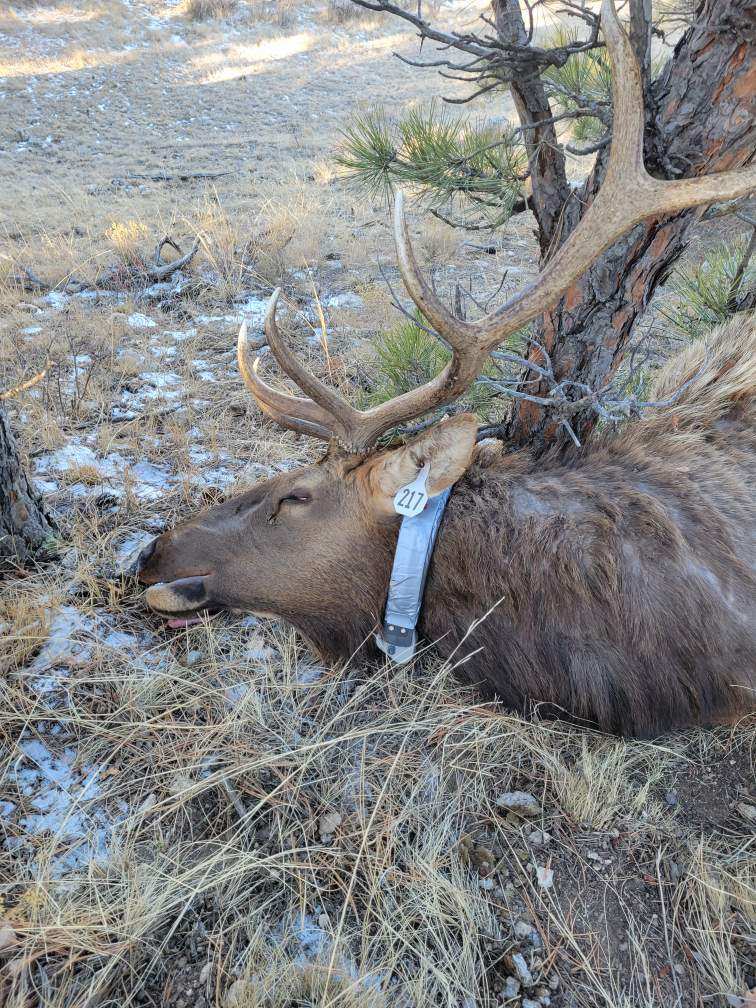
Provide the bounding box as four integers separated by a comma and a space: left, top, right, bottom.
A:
548, 974, 560, 991
318, 913, 330, 929
736, 802, 756, 822
224, 979, 255, 1006
496, 791, 541, 818
138, 793, 157, 815
511, 952, 533, 985
503, 976, 520, 998
319, 811, 342, 836
528, 829, 551, 847
522, 999, 541, 1008
199, 963, 211, 984
479, 878, 494, 890
514, 920, 533, 940
665, 790, 678, 806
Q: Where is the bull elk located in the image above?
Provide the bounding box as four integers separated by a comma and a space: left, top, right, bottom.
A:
137, 0, 756, 737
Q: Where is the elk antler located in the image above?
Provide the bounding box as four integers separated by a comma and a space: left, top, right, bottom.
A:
239, 0, 756, 453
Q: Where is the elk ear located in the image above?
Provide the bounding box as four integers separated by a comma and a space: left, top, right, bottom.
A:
364, 413, 478, 517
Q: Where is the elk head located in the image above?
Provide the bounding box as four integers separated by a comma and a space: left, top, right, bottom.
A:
137, 0, 755, 659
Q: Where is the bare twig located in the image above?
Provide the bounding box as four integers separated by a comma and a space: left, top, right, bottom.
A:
0, 368, 48, 401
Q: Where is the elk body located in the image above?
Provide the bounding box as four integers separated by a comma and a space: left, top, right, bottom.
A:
137, 1, 756, 737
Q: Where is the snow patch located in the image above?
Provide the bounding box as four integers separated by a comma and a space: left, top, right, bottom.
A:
127, 312, 158, 329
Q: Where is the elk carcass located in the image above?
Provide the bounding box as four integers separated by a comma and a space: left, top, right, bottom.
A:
137, 0, 756, 737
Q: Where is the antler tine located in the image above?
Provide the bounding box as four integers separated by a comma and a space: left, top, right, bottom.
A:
237, 320, 336, 441
264, 289, 361, 426
394, 191, 484, 355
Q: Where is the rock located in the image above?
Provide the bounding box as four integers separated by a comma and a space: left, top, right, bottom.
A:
479, 878, 494, 890
528, 829, 551, 847
199, 963, 211, 984
522, 1000, 541, 1008
0, 923, 15, 952
514, 920, 533, 940
495, 792, 540, 818
503, 976, 520, 998
511, 952, 532, 985
224, 979, 259, 1006
736, 802, 756, 822
319, 811, 342, 836
138, 793, 157, 815
665, 790, 679, 806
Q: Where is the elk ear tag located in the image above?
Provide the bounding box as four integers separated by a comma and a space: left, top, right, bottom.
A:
367, 413, 478, 517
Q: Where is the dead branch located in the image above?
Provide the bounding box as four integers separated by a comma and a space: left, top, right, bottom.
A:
0, 368, 48, 401
146, 238, 200, 281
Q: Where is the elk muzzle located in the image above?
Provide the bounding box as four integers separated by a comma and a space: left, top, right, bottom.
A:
143, 575, 213, 617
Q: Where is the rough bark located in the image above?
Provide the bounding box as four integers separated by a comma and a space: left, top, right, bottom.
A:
504, 0, 756, 455
0, 405, 55, 571
492, 0, 571, 252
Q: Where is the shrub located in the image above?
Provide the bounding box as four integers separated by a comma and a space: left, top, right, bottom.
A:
184, 0, 237, 21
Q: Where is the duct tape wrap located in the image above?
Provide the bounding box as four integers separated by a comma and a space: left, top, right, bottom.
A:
375, 487, 451, 664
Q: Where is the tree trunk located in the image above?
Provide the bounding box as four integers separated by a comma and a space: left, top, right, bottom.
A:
504, 0, 756, 455
0, 405, 55, 571
492, 0, 571, 253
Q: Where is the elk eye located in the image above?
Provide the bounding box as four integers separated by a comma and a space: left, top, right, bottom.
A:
280, 492, 311, 506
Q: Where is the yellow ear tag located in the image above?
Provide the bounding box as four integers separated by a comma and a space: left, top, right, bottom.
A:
393, 463, 430, 518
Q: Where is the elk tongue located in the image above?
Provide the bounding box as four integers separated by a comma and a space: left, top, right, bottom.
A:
166, 615, 205, 629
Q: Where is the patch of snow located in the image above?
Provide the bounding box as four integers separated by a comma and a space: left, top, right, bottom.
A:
8, 735, 127, 876
115, 531, 154, 574
35, 478, 59, 494
30, 605, 95, 674
163, 328, 197, 341
225, 682, 252, 705
44, 291, 71, 310
235, 295, 269, 324
35, 443, 115, 476
326, 292, 364, 311
296, 663, 325, 686
127, 312, 158, 329
150, 344, 178, 359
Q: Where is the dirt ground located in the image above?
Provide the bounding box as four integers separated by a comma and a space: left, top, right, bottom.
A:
0, 2, 754, 1007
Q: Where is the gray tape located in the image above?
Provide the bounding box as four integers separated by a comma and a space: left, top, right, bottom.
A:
375, 487, 451, 664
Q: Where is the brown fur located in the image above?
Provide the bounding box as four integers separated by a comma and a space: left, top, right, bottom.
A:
138, 315, 756, 737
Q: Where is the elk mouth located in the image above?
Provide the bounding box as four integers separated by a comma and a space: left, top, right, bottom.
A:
144, 576, 220, 629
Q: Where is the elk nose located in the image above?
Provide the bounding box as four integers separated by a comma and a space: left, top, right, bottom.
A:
136, 537, 158, 573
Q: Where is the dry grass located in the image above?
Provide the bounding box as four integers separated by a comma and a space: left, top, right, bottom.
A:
184, 0, 238, 20
2, 566, 753, 1006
